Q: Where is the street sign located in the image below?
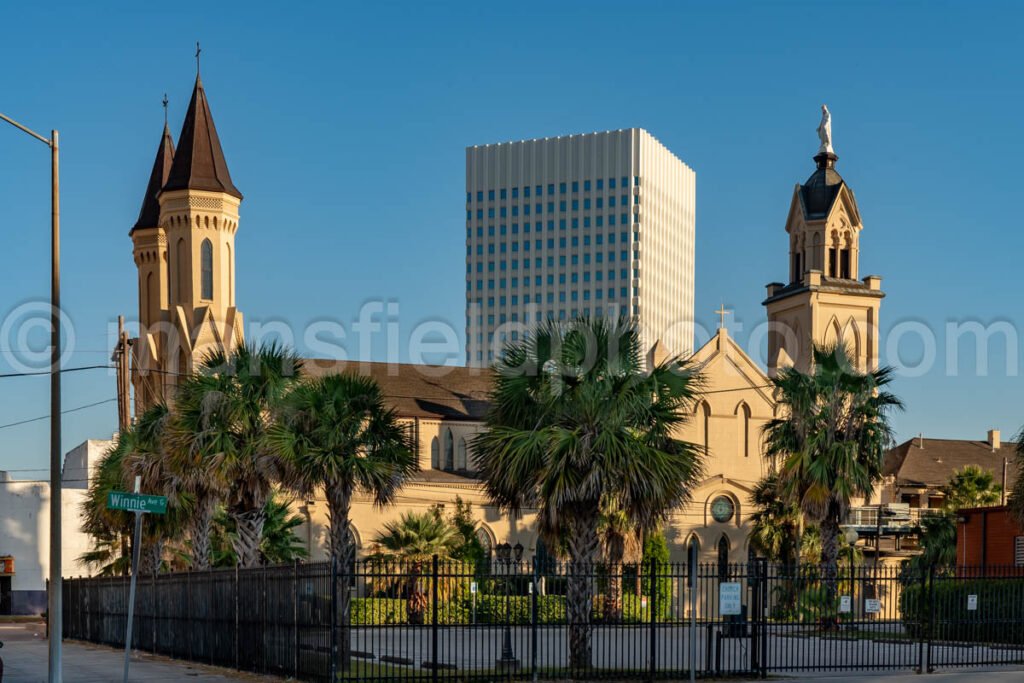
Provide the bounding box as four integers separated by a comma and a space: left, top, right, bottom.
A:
107, 491, 167, 514
865, 599, 880, 614
719, 582, 742, 616
967, 594, 978, 611
470, 581, 478, 594
839, 595, 852, 613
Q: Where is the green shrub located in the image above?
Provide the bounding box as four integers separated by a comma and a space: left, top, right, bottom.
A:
350, 597, 470, 625
901, 578, 1024, 645
471, 595, 566, 624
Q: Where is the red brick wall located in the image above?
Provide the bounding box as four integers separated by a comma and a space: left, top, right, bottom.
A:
956, 506, 1023, 570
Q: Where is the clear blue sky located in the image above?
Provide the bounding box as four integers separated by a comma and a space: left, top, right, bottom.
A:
1, 1, 1022, 475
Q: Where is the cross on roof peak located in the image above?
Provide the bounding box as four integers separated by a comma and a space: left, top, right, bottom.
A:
714, 304, 732, 330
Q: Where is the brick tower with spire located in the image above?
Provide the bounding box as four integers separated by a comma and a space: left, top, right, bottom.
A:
131, 71, 244, 409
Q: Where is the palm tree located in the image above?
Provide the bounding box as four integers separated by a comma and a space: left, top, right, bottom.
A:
268, 372, 415, 667
269, 373, 416, 571
748, 473, 801, 566
209, 492, 308, 567
371, 510, 460, 624
121, 403, 192, 574
597, 501, 642, 621
80, 438, 134, 576
166, 342, 302, 568
909, 465, 1003, 576
941, 465, 1002, 510
763, 343, 901, 617
472, 317, 705, 670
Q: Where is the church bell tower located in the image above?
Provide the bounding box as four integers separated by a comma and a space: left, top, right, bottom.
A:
131, 71, 244, 408
763, 106, 883, 374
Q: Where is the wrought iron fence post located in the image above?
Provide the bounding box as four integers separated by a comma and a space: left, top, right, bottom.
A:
186, 570, 192, 662
293, 559, 299, 679
234, 564, 240, 672
757, 558, 768, 679
151, 571, 157, 656
431, 554, 439, 683
649, 556, 657, 683
330, 556, 338, 682
926, 563, 937, 674
531, 554, 539, 683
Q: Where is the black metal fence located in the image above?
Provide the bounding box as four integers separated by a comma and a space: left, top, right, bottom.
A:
62, 560, 1024, 681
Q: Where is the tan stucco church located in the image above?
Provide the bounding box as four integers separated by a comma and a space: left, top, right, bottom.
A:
126, 78, 883, 565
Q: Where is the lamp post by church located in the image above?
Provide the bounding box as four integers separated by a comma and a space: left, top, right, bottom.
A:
0, 112, 62, 683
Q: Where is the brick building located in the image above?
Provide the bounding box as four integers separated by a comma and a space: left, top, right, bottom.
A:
956, 505, 1024, 570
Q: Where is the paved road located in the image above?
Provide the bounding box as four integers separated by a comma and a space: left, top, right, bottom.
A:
0, 624, 274, 683
346, 623, 1024, 674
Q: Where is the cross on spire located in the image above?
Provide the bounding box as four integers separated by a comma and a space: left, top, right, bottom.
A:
714, 304, 732, 330
195, 41, 202, 75
162, 93, 168, 126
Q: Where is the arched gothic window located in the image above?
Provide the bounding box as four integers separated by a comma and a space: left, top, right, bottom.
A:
697, 402, 711, 456
717, 536, 730, 580
737, 403, 751, 458
200, 239, 214, 300
444, 428, 454, 471
430, 437, 440, 469
476, 527, 493, 562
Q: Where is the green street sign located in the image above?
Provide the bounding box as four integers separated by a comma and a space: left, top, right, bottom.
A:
107, 491, 168, 514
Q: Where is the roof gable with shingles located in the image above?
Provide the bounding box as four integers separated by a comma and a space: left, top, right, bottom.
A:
304, 360, 492, 421
884, 437, 1019, 489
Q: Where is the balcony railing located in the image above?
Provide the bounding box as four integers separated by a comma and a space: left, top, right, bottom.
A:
842, 505, 944, 533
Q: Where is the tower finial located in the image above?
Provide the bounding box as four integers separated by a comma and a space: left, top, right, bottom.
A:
814, 104, 838, 169
195, 41, 202, 76
162, 93, 168, 126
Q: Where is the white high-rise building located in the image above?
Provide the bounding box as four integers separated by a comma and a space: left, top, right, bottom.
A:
465, 128, 695, 365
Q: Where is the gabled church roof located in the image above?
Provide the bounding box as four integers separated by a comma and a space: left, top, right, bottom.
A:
131, 123, 175, 233
162, 75, 242, 199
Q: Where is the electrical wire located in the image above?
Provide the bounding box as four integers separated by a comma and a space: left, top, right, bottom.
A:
0, 397, 116, 431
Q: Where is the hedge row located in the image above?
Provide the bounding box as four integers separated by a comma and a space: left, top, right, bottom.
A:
349, 592, 660, 626
901, 578, 1024, 645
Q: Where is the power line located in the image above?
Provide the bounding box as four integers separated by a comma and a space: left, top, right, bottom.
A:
0, 397, 116, 431
0, 364, 115, 379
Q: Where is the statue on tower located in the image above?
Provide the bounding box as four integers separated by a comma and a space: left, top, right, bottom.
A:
817, 104, 834, 155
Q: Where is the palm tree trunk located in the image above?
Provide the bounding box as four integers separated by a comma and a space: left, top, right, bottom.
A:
566, 518, 600, 674
189, 496, 216, 570
139, 539, 163, 575
231, 506, 267, 568
819, 504, 841, 630
327, 485, 354, 671
603, 538, 624, 623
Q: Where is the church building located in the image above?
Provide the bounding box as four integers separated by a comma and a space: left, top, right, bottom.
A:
124, 79, 883, 567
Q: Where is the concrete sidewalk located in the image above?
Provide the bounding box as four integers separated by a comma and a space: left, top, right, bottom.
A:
779, 673, 1024, 683
0, 624, 276, 682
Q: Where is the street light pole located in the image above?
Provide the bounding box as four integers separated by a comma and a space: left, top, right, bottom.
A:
0, 113, 61, 683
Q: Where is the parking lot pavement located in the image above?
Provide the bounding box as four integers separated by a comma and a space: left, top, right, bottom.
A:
779, 671, 1024, 682
0, 624, 275, 683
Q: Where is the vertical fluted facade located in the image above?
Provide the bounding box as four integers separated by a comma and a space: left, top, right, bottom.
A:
465, 128, 695, 365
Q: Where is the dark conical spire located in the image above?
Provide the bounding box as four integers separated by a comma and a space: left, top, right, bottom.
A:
131, 122, 176, 233
162, 75, 242, 199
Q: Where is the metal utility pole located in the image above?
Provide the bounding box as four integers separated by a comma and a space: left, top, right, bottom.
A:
0, 113, 61, 683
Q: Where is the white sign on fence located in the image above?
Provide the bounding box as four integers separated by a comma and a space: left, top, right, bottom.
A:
967, 594, 978, 611
865, 599, 881, 614
719, 582, 742, 616
470, 581, 478, 594
839, 595, 852, 613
